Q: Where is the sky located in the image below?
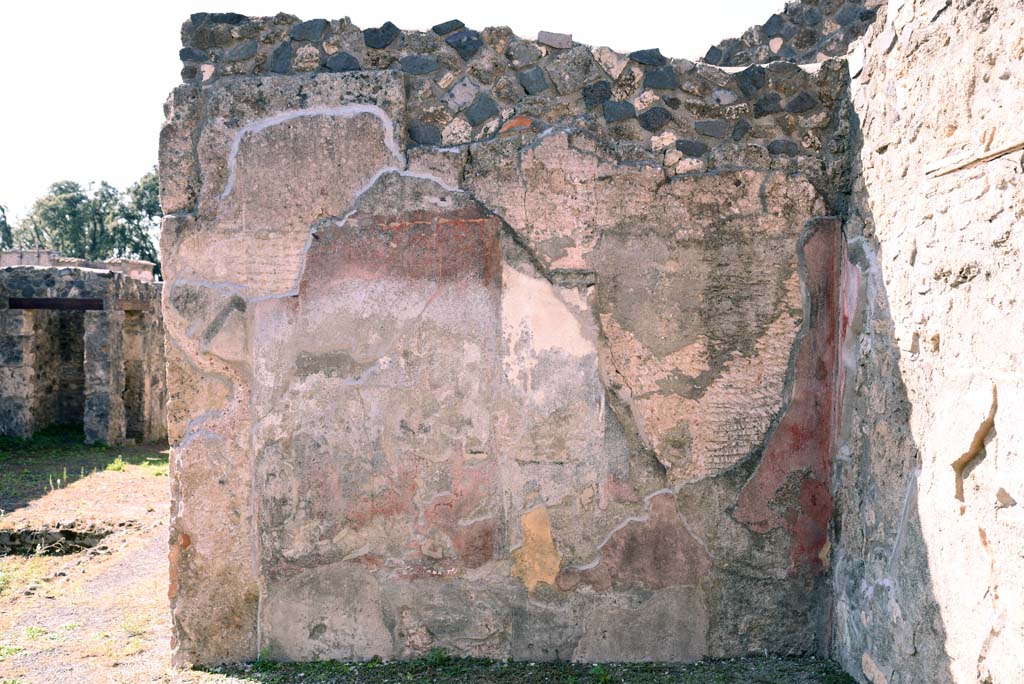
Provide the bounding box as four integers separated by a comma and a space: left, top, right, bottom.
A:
0, 0, 778, 222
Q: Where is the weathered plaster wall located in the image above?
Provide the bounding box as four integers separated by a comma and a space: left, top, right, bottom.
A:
832, 1, 1024, 683
0, 266, 167, 444
161, 13, 850, 666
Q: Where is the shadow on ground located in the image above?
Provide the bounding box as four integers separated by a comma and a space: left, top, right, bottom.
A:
0, 426, 169, 514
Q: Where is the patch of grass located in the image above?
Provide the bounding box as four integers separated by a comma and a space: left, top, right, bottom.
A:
202, 655, 858, 684
120, 611, 148, 638
0, 556, 52, 598
0, 426, 168, 511
138, 458, 169, 477
0, 643, 24, 660
22, 626, 48, 640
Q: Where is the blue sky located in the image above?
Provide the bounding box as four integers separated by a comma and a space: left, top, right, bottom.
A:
0, 0, 778, 221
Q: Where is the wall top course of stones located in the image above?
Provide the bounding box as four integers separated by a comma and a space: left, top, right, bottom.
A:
703, 0, 883, 67
173, 12, 852, 213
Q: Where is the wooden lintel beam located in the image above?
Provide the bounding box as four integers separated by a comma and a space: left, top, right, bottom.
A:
7, 297, 104, 311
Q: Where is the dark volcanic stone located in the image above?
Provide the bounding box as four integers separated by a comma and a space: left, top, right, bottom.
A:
788, 5, 823, 26
432, 19, 465, 35
290, 18, 327, 42
582, 81, 612, 109
767, 60, 804, 76
753, 93, 783, 118
190, 12, 247, 26
638, 106, 672, 132
446, 30, 484, 60
778, 44, 800, 60
517, 66, 549, 95
663, 96, 681, 109
408, 122, 442, 146
763, 14, 787, 37
735, 66, 766, 97
694, 120, 730, 139
675, 139, 709, 157
731, 119, 753, 141
643, 66, 679, 90
767, 139, 800, 156
629, 48, 667, 66
785, 91, 819, 113
222, 40, 257, 62
181, 64, 198, 80
835, 4, 863, 26
602, 100, 636, 122
326, 52, 361, 72
465, 94, 499, 126
400, 54, 439, 75
505, 40, 542, 68
269, 42, 292, 74
704, 46, 723, 65
179, 47, 208, 62
430, 19, 466, 35
364, 21, 400, 49
791, 27, 819, 50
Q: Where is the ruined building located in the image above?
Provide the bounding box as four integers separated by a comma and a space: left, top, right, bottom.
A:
0, 251, 167, 444
159, 1, 1023, 682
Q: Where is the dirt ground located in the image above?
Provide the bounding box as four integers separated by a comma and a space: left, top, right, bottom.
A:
0, 432, 854, 684
0, 430, 202, 683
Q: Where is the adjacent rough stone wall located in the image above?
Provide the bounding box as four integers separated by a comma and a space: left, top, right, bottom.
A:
29, 310, 62, 429
54, 312, 86, 426
704, 0, 882, 67
0, 250, 157, 282
161, 13, 851, 666
0, 266, 167, 444
832, 1, 1024, 683
0, 310, 35, 436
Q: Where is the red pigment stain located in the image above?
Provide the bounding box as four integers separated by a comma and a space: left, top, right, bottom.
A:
556, 492, 711, 592
417, 455, 498, 571
300, 206, 501, 294
340, 468, 418, 528
734, 218, 846, 574
603, 474, 641, 504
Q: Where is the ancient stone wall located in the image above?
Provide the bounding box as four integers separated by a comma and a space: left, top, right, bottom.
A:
0, 266, 167, 444
831, 1, 1024, 683
161, 12, 852, 666
29, 309, 62, 429
704, 0, 882, 67
0, 250, 157, 282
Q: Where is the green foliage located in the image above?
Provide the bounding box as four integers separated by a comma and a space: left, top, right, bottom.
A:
0, 205, 11, 250
0, 426, 167, 512
203, 655, 857, 684
105, 456, 126, 472
8, 168, 160, 270
0, 643, 24, 659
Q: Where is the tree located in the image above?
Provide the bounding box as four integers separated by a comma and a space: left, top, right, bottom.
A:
13, 169, 160, 268
0, 205, 11, 249
115, 169, 161, 264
